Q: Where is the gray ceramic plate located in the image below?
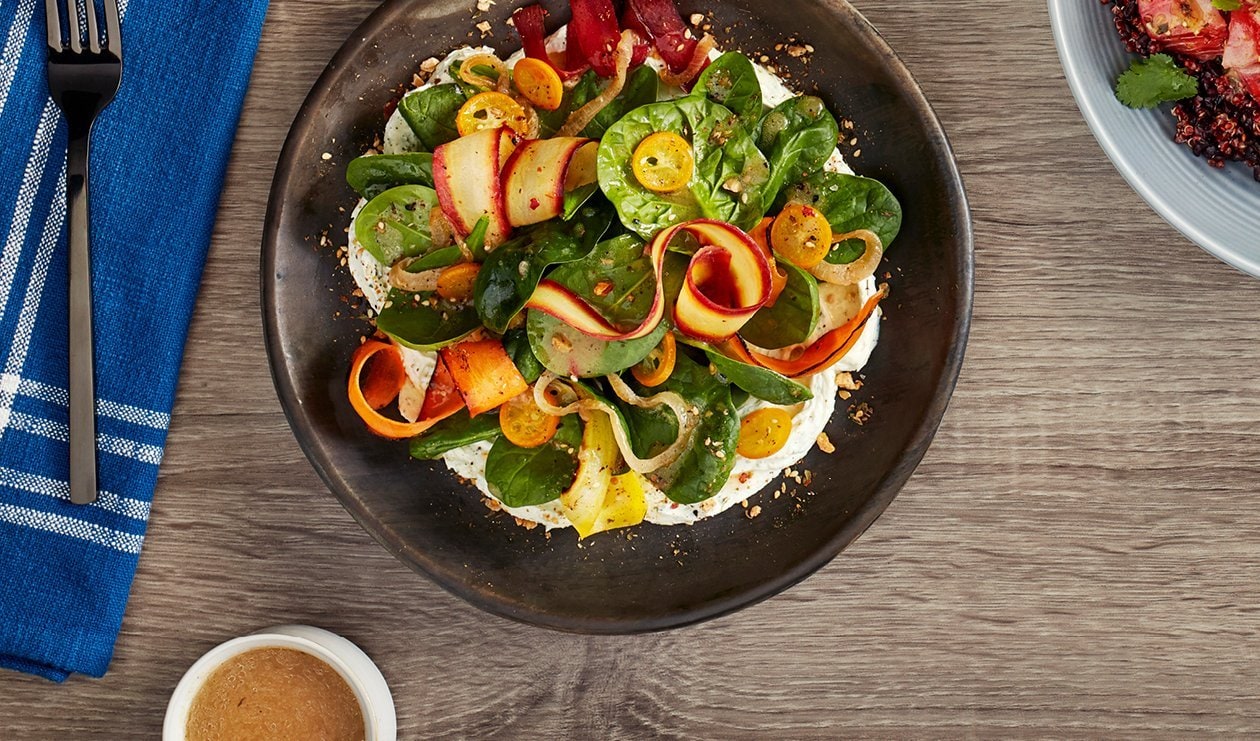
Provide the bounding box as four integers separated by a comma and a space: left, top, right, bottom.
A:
262, 0, 972, 632
1050, 0, 1260, 277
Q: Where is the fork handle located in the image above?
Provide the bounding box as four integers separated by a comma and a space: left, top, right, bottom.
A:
66, 118, 97, 505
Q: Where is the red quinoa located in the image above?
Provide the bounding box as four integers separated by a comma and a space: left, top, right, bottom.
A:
1103, 0, 1260, 181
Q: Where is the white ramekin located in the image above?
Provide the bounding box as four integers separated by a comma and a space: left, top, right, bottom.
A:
162, 624, 396, 741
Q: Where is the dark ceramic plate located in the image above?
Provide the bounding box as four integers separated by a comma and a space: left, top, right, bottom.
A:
262, 0, 972, 632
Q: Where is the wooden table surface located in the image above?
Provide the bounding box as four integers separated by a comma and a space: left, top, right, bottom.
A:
5, 0, 1260, 737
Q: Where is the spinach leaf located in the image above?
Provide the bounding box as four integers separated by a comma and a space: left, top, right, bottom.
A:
704, 351, 813, 405
527, 234, 668, 378
474, 205, 612, 333
409, 245, 462, 271
618, 352, 739, 504
780, 172, 902, 263
694, 52, 763, 128
539, 66, 660, 138
346, 153, 434, 199
409, 411, 502, 460
598, 97, 770, 240
738, 261, 819, 349
502, 328, 544, 384
374, 289, 480, 351
398, 83, 469, 151
485, 414, 583, 507
757, 95, 840, 203
563, 183, 599, 220
353, 185, 440, 265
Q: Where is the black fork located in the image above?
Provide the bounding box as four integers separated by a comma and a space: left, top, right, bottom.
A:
45, 0, 122, 505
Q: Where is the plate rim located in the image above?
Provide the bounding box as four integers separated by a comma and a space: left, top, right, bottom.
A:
1048, 0, 1260, 278
260, 0, 975, 633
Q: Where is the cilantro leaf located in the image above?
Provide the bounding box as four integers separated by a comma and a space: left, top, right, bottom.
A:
1115, 54, 1199, 109
1212, 0, 1241, 10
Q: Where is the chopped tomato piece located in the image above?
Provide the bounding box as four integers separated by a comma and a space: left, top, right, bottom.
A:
440, 339, 529, 416
420, 356, 464, 421
1224, 8, 1260, 102
499, 391, 561, 448
1137, 0, 1228, 59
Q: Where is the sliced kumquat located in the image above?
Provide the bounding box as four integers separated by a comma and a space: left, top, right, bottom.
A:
736, 407, 793, 459
436, 262, 481, 301
631, 132, 694, 193
456, 91, 530, 137
512, 57, 564, 111
630, 332, 677, 387
499, 391, 562, 448
771, 202, 833, 269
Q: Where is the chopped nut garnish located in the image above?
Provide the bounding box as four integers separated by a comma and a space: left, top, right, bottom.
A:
746, 505, 762, 519
848, 402, 873, 426
816, 432, 835, 454
721, 176, 744, 193
476, 0, 495, 11
420, 57, 440, 73
475, 20, 492, 36
551, 335, 573, 352
321, 152, 333, 161
689, 12, 705, 25
593, 280, 614, 296
786, 44, 808, 58
835, 371, 861, 391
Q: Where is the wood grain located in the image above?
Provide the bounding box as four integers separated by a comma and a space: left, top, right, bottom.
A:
4, 0, 1260, 737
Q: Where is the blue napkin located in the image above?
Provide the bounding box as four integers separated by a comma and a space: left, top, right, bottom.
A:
0, 0, 269, 681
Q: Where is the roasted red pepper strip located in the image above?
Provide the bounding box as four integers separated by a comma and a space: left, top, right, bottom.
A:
623, 0, 697, 73
512, 4, 592, 80
568, 0, 622, 77
720, 285, 887, 379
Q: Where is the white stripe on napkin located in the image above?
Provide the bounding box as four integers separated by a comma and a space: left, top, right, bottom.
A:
0, 156, 63, 441
0, 0, 35, 119
0, 100, 58, 338
9, 376, 171, 430
0, 466, 149, 521
0, 502, 142, 554
8, 412, 163, 465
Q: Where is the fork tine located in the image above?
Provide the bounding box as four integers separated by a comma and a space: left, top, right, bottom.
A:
103, 0, 120, 55
44, 0, 62, 51
66, 0, 82, 54
84, 0, 100, 54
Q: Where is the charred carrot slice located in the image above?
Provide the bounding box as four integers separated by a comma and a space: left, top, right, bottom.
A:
440, 338, 529, 416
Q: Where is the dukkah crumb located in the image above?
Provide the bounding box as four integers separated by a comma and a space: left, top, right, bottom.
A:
483, 497, 502, 512
816, 432, 835, 454
514, 516, 539, 530
746, 505, 762, 519
476, 0, 495, 11
475, 20, 492, 37
848, 402, 873, 426
689, 12, 704, 25
835, 371, 861, 391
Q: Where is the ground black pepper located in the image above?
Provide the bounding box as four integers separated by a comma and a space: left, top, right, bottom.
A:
1104, 0, 1260, 181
